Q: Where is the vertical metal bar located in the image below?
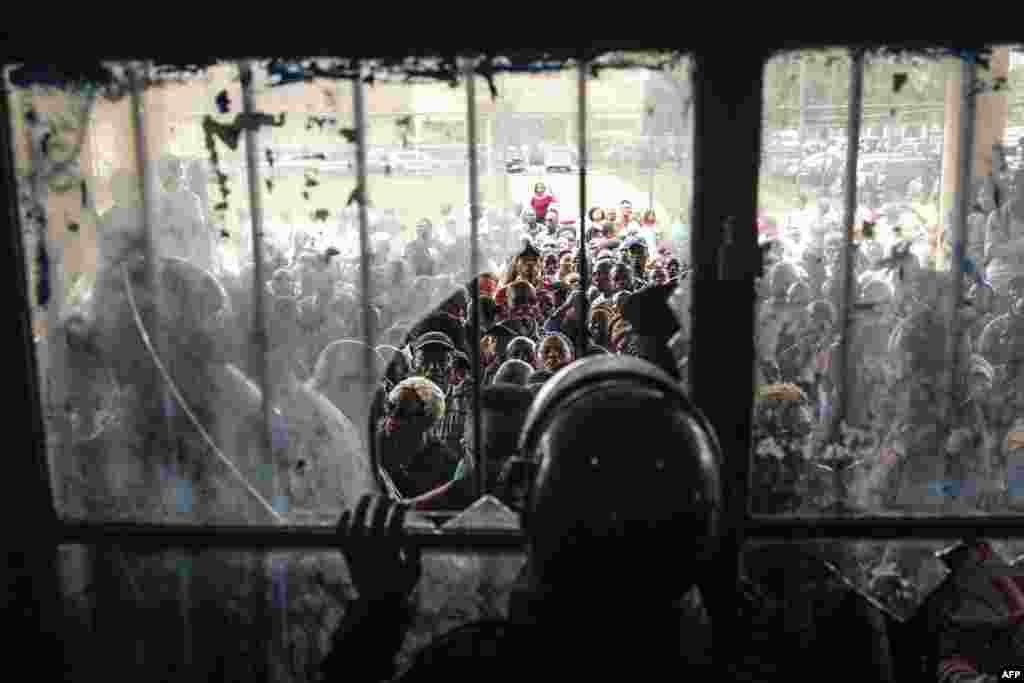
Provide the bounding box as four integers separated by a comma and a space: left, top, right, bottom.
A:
942, 60, 977, 442
464, 57, 484, 500
238, 60, 287, 683
129, 66, 161, 323
130, 62, 193, 676
353, 65, 377, 421
128, 64, 180, 496
238, 61, 278, 509
830, 49, 865, 440
575, 56, 589, 359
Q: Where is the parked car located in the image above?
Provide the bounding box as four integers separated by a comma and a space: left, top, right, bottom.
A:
387, 150, 437, 174
544, 148, 576, 174
506, 157, 527, 174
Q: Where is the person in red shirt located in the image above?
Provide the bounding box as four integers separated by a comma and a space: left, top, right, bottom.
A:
530, 182, 556, 221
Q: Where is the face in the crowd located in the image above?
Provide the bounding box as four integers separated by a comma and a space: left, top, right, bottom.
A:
651, 267, 668, 286
620, 201, 633, 223
606, 208, 617, 224
559, 254, 574, 279
540, 335, 572, 371
612, 263, 632, 292
413, 344, 454, 391
535, 182, 547, 196
381, 385, 434, 440
544, 253, 559, 277
480, 335, 498, 368
518, 255, 540, 283
667, 258, 681, 280
589, 207, 605, 223
546, 212, 559, 230
642, 210, 656, 226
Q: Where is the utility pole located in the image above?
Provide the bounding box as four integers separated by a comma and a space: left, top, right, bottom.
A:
799, 55, 811, 145
647, 100, 656, 210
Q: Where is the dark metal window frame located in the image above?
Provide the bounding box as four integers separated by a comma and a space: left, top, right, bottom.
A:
6, 44, 1024, 568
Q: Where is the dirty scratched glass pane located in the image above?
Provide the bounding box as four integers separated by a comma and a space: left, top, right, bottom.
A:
373, 56, 694, 516
9, 62, 377, 526
753, 46, 1024, 517
56, 540, 527, 683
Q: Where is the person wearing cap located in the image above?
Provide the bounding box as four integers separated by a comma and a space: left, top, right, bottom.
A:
435, 349, 472, 458
621, 236, 649, 289
410, 331, 456, 396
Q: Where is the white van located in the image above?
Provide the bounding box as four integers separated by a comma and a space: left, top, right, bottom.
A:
544, 148, 576, 173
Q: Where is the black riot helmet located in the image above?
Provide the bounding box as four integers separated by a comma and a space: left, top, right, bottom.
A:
515, 355, 722, 603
